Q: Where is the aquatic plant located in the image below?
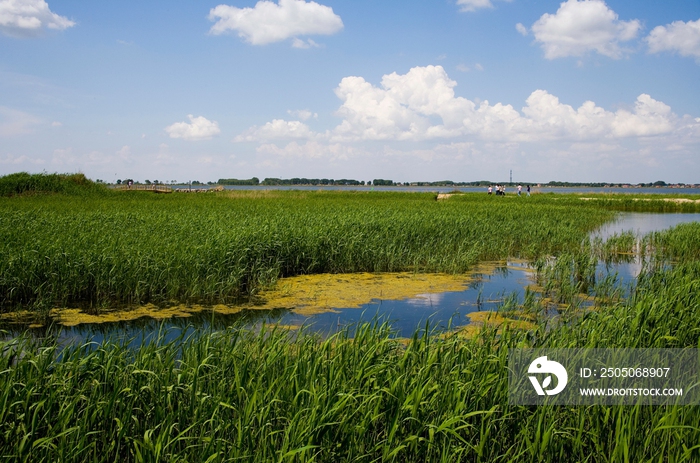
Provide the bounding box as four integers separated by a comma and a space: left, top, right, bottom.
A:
1, 191, 699, 461
643, 222, 700, 262
1, 257, 699, 462
0, 172, 108, 197
0, 191, 615, 312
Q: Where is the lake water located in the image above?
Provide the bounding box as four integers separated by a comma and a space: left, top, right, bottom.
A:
592, 212, 700, 240
251, 209, 699, 335
18, 262, 533, 346
6, 212, 700, 344
591, 212, 700, 283
270, 262, 534, 337
178, 184, 700, 195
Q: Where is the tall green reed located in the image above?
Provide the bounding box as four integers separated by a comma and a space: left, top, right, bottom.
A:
0, 191, 614, 312
2, 255, 699, 463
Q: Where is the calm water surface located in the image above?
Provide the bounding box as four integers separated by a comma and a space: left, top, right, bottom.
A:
592, 212, 700, 283
26, 262, 534, 346
592, 212, 700, 240
273, 262, 533, 337
177, 184, 700, 195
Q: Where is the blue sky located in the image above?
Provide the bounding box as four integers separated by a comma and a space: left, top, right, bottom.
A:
1, 0, 699, 184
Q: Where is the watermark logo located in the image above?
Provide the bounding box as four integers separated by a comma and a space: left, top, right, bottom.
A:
528, 356, 568, 396
510, 349, 698, 405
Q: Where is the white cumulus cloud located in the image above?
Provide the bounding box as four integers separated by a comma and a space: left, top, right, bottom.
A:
0, 0, 75, 38
610, 94, 674, 137
330, 66, 469, 141
515, 22, 528, 36
165, 115, 220, 141
208, 0, 343, 46
646, 18, 700, 61
238, 65, 695, 145
521, 90, 676, 139
531, 0, 641, 59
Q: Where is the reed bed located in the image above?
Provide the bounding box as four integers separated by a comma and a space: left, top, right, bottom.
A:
524, 193, 700, 213
1, 254, 699, 462
643, 222, 700, 261
2, 178, 700, 461
534, 222, 700, 306
0, 172, 108, 198
0, 190, 615, 312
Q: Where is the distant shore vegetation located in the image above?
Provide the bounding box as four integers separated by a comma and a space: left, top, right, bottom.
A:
0, 172, 108, 197
215, 178, 697, 188
0, 172, 697, 193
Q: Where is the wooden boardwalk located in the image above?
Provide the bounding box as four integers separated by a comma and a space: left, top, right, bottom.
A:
112, 184, 173, 193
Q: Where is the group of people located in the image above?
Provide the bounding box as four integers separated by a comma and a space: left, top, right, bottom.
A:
487, 184, 531, 196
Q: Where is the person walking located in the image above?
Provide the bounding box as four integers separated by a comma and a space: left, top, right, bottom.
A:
517, 184, 522, 196
527, 185, 531, 197
488, 185, 492, 195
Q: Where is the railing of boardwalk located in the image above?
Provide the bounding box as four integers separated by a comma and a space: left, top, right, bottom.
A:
112, 184, 173, 193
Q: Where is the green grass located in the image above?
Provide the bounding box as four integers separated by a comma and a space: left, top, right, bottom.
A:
533, 222, 700, 307
0, 189, 616, 312
523, 192, 700, 213
643, 222, 700, 261
1, 177, 700, 461
0, 172, 108, 197
1, 254, 699, 462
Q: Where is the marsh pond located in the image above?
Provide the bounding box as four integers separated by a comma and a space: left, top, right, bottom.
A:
6, 211, 699, 345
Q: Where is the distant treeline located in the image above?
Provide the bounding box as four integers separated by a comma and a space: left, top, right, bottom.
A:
262, 178, 366, 186
544, 181, 669, 187
371, 179, 393, 186
218, 178, 260, 185
410, 180, 492, 186
214, 178, 684, 188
